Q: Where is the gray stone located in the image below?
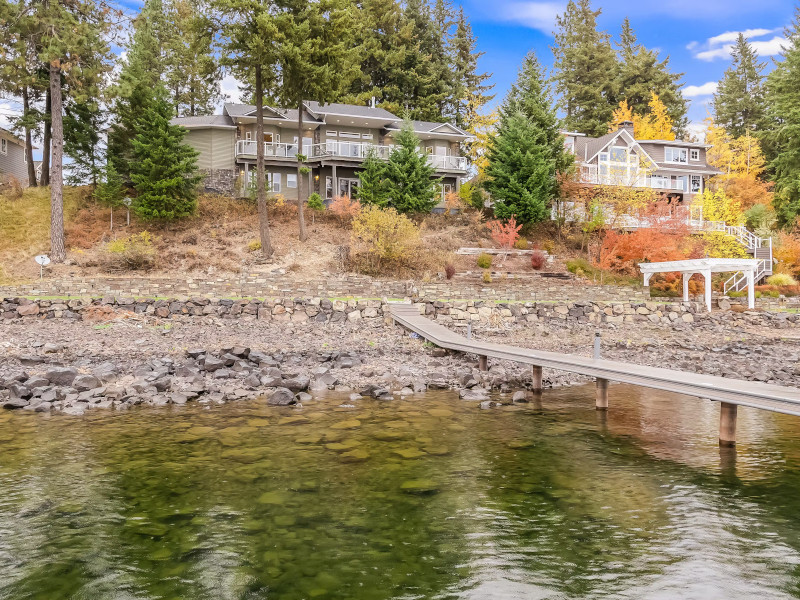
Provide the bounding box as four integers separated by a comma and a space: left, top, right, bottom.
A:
72, 374, 102, 392
267, 387, 296, 406
45, 367, 78, 386
296, 392, 313, 402
459, 388, 488, 401
202, 356, 226, 372
282, 376, 310, 392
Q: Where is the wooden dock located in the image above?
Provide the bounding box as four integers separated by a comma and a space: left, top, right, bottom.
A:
389, 303, 800, 446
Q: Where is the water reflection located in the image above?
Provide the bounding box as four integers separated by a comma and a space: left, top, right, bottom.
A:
0, 384, 799, 599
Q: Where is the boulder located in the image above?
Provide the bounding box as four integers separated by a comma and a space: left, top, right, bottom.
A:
459, 388, 488, 401
72, 374, 102, 392
202, 356, 226, 372
45, 367, 78, 386
16, 304, 40, 317
282, 376, 310, 392
267, 387, 296, 406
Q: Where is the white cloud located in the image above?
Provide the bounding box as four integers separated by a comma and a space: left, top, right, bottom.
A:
219, 74, 242, 107
686, 122, 707, 143
495, 2, 564, 33
683, 82, 718, 97
690, 28, 787, 61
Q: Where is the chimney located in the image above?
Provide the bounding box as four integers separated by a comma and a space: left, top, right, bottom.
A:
370, 96, 376, 109
619, 120, 634, 135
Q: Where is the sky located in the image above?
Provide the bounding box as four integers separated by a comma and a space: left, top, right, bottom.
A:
1, 0, 797, 157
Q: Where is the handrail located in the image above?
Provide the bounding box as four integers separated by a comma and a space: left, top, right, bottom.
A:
235, 140, 298, 158
307, 142, 467, 170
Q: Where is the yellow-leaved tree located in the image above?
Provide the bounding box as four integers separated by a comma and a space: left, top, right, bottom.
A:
699, 189, 744, 225
465, 109, 498, 178
608, 93, 674, 140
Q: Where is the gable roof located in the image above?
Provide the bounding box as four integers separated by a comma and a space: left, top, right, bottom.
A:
171, 114, 235, 129
0, 126, 24, 145
304, 100, 399, 121
577, 128, 657, 167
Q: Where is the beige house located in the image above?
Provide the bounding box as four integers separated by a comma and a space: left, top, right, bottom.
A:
172, 101, 470, 204
0, 127, 31, 187
565, 121, 718, 204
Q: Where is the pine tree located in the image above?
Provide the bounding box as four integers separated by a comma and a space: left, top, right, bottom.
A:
384, 121, 440, 213
552, 0, 618, 136
130, 85, 201, 220
164, 0, 223, 116
37, 0, 114, 262
713, 33, 767, 138
615, 17, 687, 136
95, 162, 125, 211
763, 9, 800, 227
64, 100, 105, 186
107, 0, 166, 182
356, 148, 391, 206
271, 0, 361, 241
450, 7, 494, 131
215, 0, 279, 257
485, 52, 571, 224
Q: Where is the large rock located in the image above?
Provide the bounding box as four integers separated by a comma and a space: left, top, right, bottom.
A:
16, 303, 40, 317
267, 387, 296, 406
72, 374, 102, 392
459, 388, 488, 401
282, 376, 310, 392
45, 367, 78, 386
202, 356, 226, 372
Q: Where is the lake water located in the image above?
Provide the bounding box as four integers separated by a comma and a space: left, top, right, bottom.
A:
1, 384, 800, 599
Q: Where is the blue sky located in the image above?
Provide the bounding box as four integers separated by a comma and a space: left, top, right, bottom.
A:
464, 0, 797, 134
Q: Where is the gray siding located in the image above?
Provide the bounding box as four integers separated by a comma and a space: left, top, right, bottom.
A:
0, 134, 29, 186
184, 128, 235, 171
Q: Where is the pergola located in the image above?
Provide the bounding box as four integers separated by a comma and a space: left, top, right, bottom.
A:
640, 258, 760, 311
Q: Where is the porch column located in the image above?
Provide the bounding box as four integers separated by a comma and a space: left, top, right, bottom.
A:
702, 269, 712, 312
332, 164, 337, 198
643, 272, 653, 287
682, 273, 690, 302
746, 269, 755, 309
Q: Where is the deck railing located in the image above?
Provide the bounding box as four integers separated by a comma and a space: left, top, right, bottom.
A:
235, 140, 299, 158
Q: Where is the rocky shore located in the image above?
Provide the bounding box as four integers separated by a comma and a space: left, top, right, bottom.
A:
1, 296, 799, 415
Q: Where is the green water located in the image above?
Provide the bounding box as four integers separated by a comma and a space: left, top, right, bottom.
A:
2, 385, 800, 599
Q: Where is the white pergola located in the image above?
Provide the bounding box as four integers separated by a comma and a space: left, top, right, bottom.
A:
640, 258, 760, 311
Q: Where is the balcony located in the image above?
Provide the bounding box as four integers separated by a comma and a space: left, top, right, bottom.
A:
310, 141, 393, 161
235, 140, 299, 159
579, 167, 689, 192
428, 154, 468, 171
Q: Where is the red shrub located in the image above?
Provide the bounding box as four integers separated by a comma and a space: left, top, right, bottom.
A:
530, 250, 546, 270
487, 215, 522, 250
444, 263, 455, 280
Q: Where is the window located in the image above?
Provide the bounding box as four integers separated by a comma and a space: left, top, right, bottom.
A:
691, 175, 702, 193
286, 173, 297, 188
609, 146, 627, 162
245, 131, 251, 141
268, 173, 281, 193
23, 147, 27, 164
263, 133, 274, 144
0, 138, 6, 155
326, 130, 338, 137
325, 176, 333, 200
361, 133, 373, 140
425, 146, 434, 154
339, 131, 360, 139
665, 147, 688, 164
690, 148, 700, 161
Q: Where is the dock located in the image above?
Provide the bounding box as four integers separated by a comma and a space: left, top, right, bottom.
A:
389, 303, 800, 446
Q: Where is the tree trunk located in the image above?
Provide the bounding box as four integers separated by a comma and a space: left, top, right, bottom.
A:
40, 84, 51, 186
296, 100, 307, 241
255, 66, 273, 257
49, 63, 65, 263
22, 86, 36, 187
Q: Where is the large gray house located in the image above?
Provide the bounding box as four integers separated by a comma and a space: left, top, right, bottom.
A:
0, 127, 30, 187
565, 121, 718, 204
172, 101, 470, 203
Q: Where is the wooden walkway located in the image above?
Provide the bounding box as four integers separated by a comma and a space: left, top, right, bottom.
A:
390, 303, 800, 445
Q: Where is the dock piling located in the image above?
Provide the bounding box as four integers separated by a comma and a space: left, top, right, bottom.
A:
719, 402, 738, 447
596, 378, 609, 410
531, 366, 543, 392
478, 356, 488, 371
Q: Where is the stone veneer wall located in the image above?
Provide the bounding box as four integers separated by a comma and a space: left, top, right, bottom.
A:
199, 169, 236, 196
2, 296, 798, 329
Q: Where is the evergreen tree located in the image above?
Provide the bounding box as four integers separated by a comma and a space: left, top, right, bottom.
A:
384, 121, 440, 213
215, 0, 279, 257
95, 162, 125, 211
713, 33, 767, 138
615, 17, 687, 136
552, 0, 618, 136
271, 0, 361, 241
130, 85, 201, 220
763, 9, 800, 227
164, 0, 223, 116
485, 52, 571, 224
450, 6, 494, 131
356, 148, 391, 206
64, 100, 105, 186
107, 0, 166, 182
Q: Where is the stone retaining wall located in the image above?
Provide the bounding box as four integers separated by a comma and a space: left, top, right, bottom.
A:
3, 296, 798, 329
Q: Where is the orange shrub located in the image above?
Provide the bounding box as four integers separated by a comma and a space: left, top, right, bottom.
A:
775, 232, 800, 279
330, 194, 361, 224
487, 215, 522, 250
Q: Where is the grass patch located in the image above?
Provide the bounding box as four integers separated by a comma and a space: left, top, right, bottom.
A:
565, 258, 640, 286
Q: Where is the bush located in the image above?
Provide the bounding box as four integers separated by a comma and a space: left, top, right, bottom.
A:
247, 239, 262, 252
566, 258, 591, 275
482, 270, 492, 283
0, 174, 23, 200
530, 250, 546, 270
543, 240, 555, 254
330, 195, 361, 224
350, 205, 420, 275
487, 216, 522, 250
727, 290, 746, 298
767, 273, 797, 286
444, 263, 455, 280
514, 237, 529, 250
307, 193, 324, 211
103, 231, 157, 271
477, 253, 492, 269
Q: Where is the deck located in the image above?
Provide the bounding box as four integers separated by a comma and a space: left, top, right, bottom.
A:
390, 303, 800, 444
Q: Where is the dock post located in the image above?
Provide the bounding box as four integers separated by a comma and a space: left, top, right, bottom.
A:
531, 366, 543, 392
596, 378, 609, 410
478, 356, 488, 371
719, 402, 738, 447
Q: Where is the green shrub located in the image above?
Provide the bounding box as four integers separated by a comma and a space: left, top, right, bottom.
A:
727, 291, 746, 298
543, 240, 555, 254
482, 270, 492, 283
566, 258, 591, 274
477, 253, 492, 269
513, 237, 529, 250
307, 193, 324, 211
104, 231, 157, 271
767, 273, 797, 286
350, 205, 420, 275
247, 239, 262, 252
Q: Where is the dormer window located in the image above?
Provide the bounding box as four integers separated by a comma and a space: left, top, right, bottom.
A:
665, 147, 688, 164
690, 148, 700, 161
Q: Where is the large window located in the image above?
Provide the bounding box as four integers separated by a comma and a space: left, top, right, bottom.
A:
609, 146, 627, 162
665, 147, 688, 164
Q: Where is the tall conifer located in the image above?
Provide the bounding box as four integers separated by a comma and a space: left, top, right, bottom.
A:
714, 33, 767, 139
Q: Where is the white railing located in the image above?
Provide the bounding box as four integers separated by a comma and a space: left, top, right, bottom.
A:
235, 140, 299, 158
579, 168, 687, 191
308, 142, 468, 171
